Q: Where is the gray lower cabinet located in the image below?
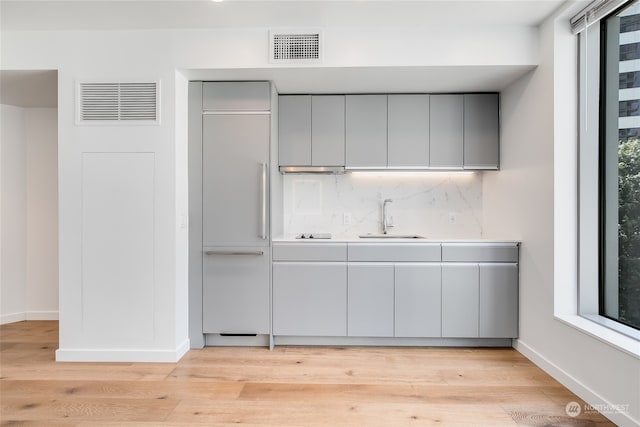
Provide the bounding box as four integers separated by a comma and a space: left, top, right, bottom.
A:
345, 95, 388, 168
430, 94, 464, 169
273, 262, 347, 336
347, 263, 394, 337
202, 247, 270, 334
464, 94, 500, 170
394, 264, 442, 337
479, 263, 518, 337
441, 263, 479, 337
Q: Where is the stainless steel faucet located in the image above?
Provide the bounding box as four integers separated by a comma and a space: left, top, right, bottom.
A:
382, 199, 394, 234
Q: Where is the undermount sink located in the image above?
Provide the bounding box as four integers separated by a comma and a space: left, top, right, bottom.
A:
358, 234, 426, 239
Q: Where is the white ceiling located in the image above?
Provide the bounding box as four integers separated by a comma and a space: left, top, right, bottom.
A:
1, 0, 571, 31
0, 0, 578, 106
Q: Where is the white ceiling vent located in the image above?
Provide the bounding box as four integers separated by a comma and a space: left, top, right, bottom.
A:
77, 82, 159, 124
269, 30, 322, 64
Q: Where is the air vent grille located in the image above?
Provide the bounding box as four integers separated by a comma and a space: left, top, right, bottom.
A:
270, 30, 322, 63
79, 82, 159, 123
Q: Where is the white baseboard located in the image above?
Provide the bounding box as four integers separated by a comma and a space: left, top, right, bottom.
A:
514, 339, 639, 427
1, 311, 59, 324
26, 311, 59, 321
56, 339, 191, 363
0, 312, 26, 325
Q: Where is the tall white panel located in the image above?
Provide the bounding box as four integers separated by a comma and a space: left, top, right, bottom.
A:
81, 152, 155, 346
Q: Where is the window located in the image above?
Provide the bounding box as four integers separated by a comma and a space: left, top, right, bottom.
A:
600, 0, 640, 331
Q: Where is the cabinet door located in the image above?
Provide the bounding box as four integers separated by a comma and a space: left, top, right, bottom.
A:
273, 262, 347, 336
442, 263, 479, 337
430, 95, 464, 169
479, 263, 518, 338
203, 82, 271, 111
464, 94, 500, 170
388, 95, 430, 168
345, 95, 388, 168
202, 247, 270, 334
202, 114, 270, 247
312, 95, 345, 166
395, 264, 442, 337
279, 95, 312, 166
347, 263, 394, 336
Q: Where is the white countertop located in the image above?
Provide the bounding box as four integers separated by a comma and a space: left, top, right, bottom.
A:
272, 235, 520, 244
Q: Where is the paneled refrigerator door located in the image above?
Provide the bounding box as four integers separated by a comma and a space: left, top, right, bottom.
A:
202, 247, 270, 334
202, 114, 270, 247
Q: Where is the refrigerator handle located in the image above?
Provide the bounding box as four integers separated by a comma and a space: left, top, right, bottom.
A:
260, 162, 267, 240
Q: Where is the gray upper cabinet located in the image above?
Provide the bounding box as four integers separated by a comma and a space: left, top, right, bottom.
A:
388, 95, 430, 168
464, 94, 500, 170
278, 95, 345, 167
202, 82, 271, 111
430, 95, 464, 169
312, 95, 345, 166
345, 95, 388, 168
279, 95, 312, 166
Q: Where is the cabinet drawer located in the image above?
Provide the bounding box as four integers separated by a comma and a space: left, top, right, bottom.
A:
442, 243, 518, 262
273, 243, 347, 261
348, 243, 441, 262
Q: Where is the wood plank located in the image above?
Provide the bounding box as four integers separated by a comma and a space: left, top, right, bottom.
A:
0, 321, 617, 426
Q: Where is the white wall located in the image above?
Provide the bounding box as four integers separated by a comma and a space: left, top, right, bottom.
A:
25, 108, 58, 320
1, 105, 27, 323
1, 22, 538, 362
0, 105, 58, 324
483, 6, 640, 427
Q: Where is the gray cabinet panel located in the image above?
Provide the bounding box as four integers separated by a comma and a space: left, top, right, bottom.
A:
279, 95, 312, 166
345, 95, 388, 168
395, 264, 442, 337
273, 262, 347, 336
442, 263, 479, 337
312, 96, 345, 166
202, 114, 270, 247
464, 94, 500, 169
348, 243, 441, 262
388, 95, 430, 167
348, 263, 394, 337
479, 263, 518, 338
203, 82, 271, 111
272, 242, 347, 261
202, 247, 270, 334
430, 95, 464, 169
442, 243, 519, 263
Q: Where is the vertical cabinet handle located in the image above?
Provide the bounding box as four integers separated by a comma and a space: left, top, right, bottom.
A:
260, 162, 267, 240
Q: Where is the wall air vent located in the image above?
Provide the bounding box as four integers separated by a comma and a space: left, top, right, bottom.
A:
77, 82, 159, 124
269, 30, 322, 64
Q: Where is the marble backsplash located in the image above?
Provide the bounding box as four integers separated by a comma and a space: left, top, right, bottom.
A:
281, 171, 483, 239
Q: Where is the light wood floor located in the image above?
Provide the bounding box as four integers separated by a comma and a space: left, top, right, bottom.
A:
0, 321, 614, 426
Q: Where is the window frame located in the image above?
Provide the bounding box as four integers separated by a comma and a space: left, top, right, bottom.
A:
577, 1, 640, 341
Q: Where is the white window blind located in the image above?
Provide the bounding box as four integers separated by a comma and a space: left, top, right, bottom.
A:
571, 0, 632, 34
